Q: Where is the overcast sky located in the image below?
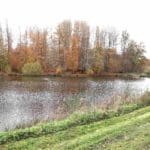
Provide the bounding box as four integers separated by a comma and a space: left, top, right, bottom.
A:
0, 0, 150, 58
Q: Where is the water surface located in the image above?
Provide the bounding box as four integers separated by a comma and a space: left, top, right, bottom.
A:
0, 76, 150, 131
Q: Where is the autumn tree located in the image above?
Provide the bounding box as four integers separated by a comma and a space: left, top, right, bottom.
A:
102, 27, 118, 72
74, 21, 90, 72
46, 30, 60, 70
99, 29, 107, 48
0, 20, 146, 75
0, 24, 8, 72
67, 34, 79, 73
94, 26, 101, 49
55, 20, 72, 70
6, 23, 12, 58
10, 29, 32, 72
107, 49, 122, 73
121, 30, 130, 53
121, 30, 130, 72
11, 30, 28, 72
88, 26, 104, 74
28, 27, 48, 70
0, 25, 5, 55
107, 27, 118, 49
125, 41, 145, 72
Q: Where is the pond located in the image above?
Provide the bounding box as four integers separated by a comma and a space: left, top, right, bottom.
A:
0, 76, 150, 131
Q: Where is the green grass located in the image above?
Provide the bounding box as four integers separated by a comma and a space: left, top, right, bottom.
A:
0, 103, 150, 150
0, 104, 140, 144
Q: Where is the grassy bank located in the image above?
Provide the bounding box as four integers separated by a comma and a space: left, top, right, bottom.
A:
0, 94, 150, 150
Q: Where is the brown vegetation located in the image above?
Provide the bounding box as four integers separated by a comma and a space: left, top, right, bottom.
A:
0, 21, 147, 75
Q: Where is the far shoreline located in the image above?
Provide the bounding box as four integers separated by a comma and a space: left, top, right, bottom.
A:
0, 72, 150, 79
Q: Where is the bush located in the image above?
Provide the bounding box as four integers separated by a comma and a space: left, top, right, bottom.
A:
139, 91, 150, 106
86, 68, 94, 75
5, 65, 12, 74
55, 66, 64, 75
93, 66, 101, 74
145, 68, 150, 76
22, 61, 43, 75
0, 55, 8, 72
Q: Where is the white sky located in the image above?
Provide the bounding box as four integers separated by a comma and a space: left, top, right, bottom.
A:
0, 0, 150, 58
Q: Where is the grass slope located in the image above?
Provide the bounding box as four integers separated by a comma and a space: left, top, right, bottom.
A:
0, 105, 150, 150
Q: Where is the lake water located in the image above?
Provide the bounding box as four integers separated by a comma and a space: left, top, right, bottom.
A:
0, 76, 150, 131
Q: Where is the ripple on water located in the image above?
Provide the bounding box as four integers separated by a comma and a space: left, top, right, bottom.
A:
0, 77, 150, 131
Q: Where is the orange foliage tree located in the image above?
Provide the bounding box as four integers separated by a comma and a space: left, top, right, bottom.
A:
66, 34, 79, 73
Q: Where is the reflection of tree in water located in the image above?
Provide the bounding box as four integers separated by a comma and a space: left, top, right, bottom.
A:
85, 79, 117, 106
29, 102, 44, 121
53, 78, 122, 115
56, 77, 89, 94
23, 82, 49, 93
59, 96, 81, 114
53, 78, 90, 116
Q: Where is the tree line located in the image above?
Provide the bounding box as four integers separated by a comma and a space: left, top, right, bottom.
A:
0, 20, 146, 75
